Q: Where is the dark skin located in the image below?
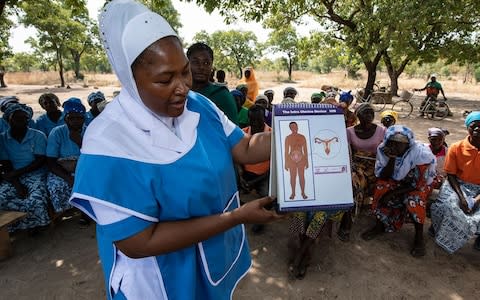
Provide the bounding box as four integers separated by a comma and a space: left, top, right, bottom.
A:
89, 101, 101, 118
264, 92, 274, 109
189, 49, 213, 91
428, 135, 444, 155
381, 116, 396, 128
117, 36, 282, 258
353, 107, 377, 139
46, 112, 85, 187
41, 98, 62, 123
448, 121, 480, 214
0, 111, 46, 198
362, 138, 426, 256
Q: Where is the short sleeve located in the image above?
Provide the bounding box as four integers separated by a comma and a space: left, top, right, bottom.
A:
443, 142, 458, 175
33, 130, 47, 156
46, 128, 61, 158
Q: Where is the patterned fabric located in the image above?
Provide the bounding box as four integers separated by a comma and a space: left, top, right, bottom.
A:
47, 173, 73, 213
375, 125, 436, 185
0, 170, 50, 231
290, 210, 345, 239
431, 179, 480, 254
351, 151, 377, 208
371, 164, 432, 232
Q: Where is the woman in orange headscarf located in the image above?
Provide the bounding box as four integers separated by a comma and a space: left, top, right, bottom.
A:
240, 67, 259, 107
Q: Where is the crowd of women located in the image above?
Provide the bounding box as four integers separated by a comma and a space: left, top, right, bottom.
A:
1, 1, 479, 298
0, 91, 108, 230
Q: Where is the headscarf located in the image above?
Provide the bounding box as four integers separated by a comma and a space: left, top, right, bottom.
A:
87, 91, 106, 105
311, 92, 325, 100
339, 91, 353, 104
281, 97, 296, 104
0, 96, 19, 112
240, 67, 258, 101
380, 110, 398, 123
427, 127, 445, 138
62, 97, 82, 107
255, 95, 268, 103
283, 87, 297, 96
465, 111, 480, 127
2, 103, 33, 122
354, 103, 373, 116
99, 0, 177, 119
375, 125, 436, 184
230, 89, 245, 100
264, 89, 274, 95
38, 93, 60, 107
63, 99, 86, 115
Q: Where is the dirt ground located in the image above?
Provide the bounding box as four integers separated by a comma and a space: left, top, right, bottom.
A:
0, 82, 479, 300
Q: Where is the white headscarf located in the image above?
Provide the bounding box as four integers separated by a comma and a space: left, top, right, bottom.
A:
375, 125, 437, 184
81, 0, 199, 163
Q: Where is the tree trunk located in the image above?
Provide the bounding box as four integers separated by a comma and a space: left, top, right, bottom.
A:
57, 50, 65, 87
0, 1, 6, 16
383, 53, 410, 96
0, 66, 6, 88
70, 50, 83, 80
363, 50, 385, 98
287, 54, 293, 81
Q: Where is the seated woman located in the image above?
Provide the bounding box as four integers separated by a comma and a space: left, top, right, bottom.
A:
0, 103, 50, 231
380, 110, 398, 128
426, 127, 448, 189
35, 93, 64, 136
338, 104, 386, 241
85, 91, 105, 126
431, 112, 480, 253
362, 125, 436, 257
46, 99, 86, 215
338, 91, 357, 127
288, 210, 344, 280
0, 96, 36, 133
254, 95, 272, 127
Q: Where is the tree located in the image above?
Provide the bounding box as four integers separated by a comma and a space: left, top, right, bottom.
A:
0, 2, 16, 87
5, 52, 38, 72
138, 0, 181, 32
20, 0, 90, 87
266, 24, 298, 81
192, 30, 262, 78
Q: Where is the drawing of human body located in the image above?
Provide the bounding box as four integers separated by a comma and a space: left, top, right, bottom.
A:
285, 122, 309, 199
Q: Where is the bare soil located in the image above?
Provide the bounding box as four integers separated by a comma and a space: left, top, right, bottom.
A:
0, 81, 479, 300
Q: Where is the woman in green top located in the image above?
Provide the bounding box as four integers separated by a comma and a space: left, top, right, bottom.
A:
187, 42, 238, 124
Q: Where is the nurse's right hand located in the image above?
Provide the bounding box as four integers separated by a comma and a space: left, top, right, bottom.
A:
232, 196, 284, 224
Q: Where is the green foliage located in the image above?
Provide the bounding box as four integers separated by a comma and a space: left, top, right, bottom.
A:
474, 66, 480, 83
80, 50, 111, 73
4, 52, 39, 72
137, 0, 182, 32
0, 5, 14, 63
266, 23, 298, 80
191, 29, 262, 78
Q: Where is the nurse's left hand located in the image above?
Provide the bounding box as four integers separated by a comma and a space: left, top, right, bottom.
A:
232, 196, 284, 224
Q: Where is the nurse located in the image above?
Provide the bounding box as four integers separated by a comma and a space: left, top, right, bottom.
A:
70, 1, 280, 299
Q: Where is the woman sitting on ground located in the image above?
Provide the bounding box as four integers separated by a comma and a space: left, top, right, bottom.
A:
46, 99, 86, 215
0, 103, 50, 231
85, 91, 106, 126
35, 93, 64, 136
426, 127, 449, 189
430, 112, 480, 253
380, 110, 398, 128
338, 91, 357, 127
231, 90, 249, 128
254, 95, 272, 127
338, 104, 386, 241
362, 125, 436, 257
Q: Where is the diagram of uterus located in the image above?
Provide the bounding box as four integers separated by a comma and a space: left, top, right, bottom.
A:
313, 129, 341, 159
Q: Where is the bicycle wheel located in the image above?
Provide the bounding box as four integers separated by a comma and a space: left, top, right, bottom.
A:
433, 102, 449, 120
425, 103, 438, 120
392, 100, 413, 118
370, 95, 386, 112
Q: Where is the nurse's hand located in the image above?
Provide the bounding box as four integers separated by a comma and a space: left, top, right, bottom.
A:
232, 196, 284, 224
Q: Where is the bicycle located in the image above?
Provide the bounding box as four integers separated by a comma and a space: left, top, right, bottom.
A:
391, 90, 450, 120
354, 88, 386, 112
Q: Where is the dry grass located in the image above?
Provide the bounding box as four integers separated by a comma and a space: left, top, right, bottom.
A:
6, 71, 120, 87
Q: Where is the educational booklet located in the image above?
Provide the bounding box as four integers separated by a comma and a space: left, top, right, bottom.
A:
269, 103, 354, 212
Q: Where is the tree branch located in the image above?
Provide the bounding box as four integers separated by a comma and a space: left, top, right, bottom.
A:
321, 0, 357, 31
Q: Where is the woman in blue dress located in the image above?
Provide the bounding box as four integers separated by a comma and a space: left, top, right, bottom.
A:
0, 96, 36, 133
35, 93, 64, 136
70, 1, 281, 299
0, 103, 50, 231
85, 91, 105, 126
46, 99, 86, 214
